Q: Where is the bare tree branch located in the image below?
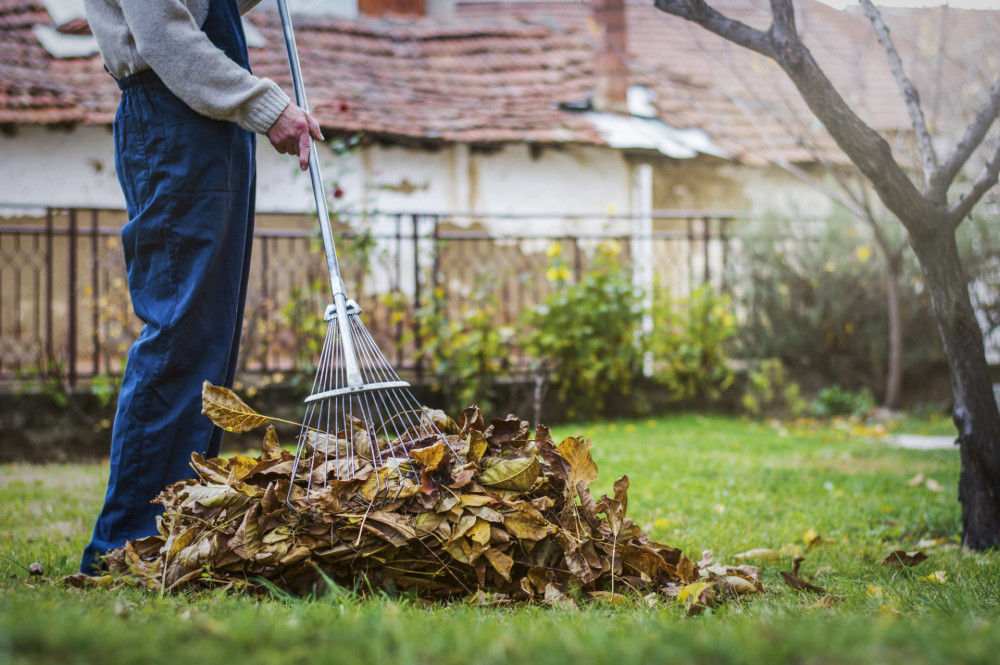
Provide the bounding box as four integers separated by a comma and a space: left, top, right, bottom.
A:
931, 77, 1000, 202
655, 0, 932, 232
859, 0, 938, 190
948, 140, 1000, 228
653, 0, 774, 57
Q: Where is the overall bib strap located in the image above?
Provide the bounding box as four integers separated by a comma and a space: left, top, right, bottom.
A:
202, 0, 251, 72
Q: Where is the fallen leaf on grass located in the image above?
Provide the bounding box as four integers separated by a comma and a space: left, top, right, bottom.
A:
733, 548, 782, 563
62, 573, 116, 588
867, 584, 886, 600
881, 550, 928, 567
677, 581, 716, 615
917, 538, 954, 550
879, 603, 903, 617
812, 594, 844, 609
919, 570, 948, 584
780, 555, 826, 594
924, 478, 943, 492
802, 529, 822, 548
906, 473, 944, 492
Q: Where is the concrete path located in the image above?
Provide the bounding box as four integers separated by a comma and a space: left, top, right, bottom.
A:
888, 434, 957, 450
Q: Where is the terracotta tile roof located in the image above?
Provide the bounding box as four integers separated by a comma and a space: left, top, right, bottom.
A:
247, 11, 603, 144
0, 1, 603, 144
457, 0, 923, 166
0, 0, 88, 124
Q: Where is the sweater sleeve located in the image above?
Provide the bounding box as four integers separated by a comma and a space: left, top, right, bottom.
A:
238, 0, 262, 14
120, 0, 289, 134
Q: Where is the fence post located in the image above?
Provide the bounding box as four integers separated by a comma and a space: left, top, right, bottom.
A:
260, 235, 270, 372
45, 209, 54, 362
702, 216, 711, 287
686, 217, 694, 293
720, 217, 730, 295
412, 214, 423, 382
90, 209, 100, 375
394, 214, 403, 368
67, 208, 78, 387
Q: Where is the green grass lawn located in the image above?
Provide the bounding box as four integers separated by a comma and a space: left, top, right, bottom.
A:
3, 414, 996, 665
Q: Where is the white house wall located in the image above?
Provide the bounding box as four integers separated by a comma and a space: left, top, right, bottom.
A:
0, 125, 123, 213
1, 127, 633, 227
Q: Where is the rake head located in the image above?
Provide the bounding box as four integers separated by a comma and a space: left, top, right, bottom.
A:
289, 298, 456, 507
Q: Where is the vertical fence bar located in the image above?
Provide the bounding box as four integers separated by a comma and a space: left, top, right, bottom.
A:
411, 214, 423, 382
44, 209, 54, 362
90, 209, 100, 375
686, 217, 694, 293
720, 217, 730, 295
394, 214, 403, 368
702, 215, 711, 286
31, 231, 40, 362
570, 235, 581, 282
261, 235, 271, 372
67, 208, 78, 387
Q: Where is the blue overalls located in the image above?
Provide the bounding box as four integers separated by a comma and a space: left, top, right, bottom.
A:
81, 0, 257, 573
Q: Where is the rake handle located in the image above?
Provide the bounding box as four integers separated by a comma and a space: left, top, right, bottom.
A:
276, 0, 364, 388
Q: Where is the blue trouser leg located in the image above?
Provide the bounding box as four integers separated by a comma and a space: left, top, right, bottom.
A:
81, 76, 256, 573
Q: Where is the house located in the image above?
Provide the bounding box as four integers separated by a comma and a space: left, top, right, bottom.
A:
2, 0, 998, 379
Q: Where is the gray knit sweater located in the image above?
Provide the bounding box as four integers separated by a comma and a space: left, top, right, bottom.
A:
84, 0, 290, 134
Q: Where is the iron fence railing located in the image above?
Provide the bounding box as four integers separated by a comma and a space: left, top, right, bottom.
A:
0, 207, 737, 385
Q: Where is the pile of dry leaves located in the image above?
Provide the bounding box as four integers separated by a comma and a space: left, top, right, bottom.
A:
103, 384, 763, 607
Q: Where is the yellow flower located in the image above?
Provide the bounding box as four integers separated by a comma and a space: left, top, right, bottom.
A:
599, 239, 622, 257
855, 246, 873, 262
546, 265, 571, 282
546, 242, 563, 258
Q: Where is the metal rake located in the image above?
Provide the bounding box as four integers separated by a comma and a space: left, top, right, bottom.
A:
276, 0, 455, 506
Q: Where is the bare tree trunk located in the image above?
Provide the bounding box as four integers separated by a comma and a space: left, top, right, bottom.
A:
654, 0, 1000, 548
883, 253, 903, 409
910, 226, 1000, 549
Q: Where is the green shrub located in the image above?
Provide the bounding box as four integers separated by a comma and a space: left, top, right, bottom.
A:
521, 242, 645, 419
811, 383, 875, 419
735, 212, 941, 397
649, 284, 737, 402
741, 358, 807, 418
411, 283, 516, 415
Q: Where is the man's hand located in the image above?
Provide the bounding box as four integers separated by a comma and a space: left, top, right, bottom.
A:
266, 103, 323, 171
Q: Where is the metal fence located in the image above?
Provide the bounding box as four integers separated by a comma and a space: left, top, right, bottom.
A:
0, 207, 736, 385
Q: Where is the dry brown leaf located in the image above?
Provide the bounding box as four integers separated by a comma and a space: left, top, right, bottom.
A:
409, 440, 447, 472
201, 382, 272, 432
733, 548, 782, 563
780, 556, 826, 594
881, 550, 929, 567
812, 594, 844, 609
476, 456, 540, 491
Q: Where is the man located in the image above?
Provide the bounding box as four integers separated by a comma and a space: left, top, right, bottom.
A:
80, 0, 320, 573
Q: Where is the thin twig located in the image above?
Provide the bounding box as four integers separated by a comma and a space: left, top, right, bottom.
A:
859, 0, 937, 188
